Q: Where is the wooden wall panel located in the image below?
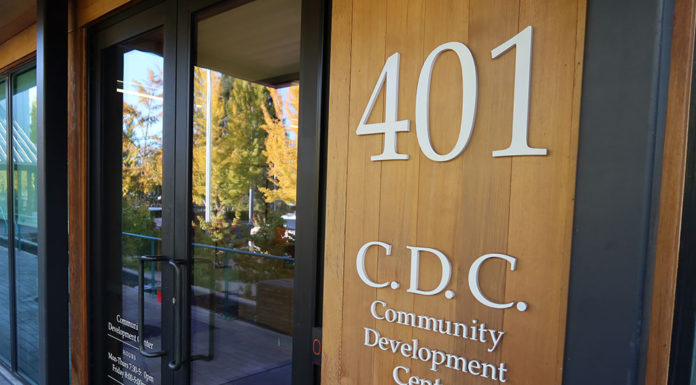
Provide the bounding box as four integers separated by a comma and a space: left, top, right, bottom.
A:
77, 0, 132, 27
339, 1, 386, 382
68, 1, 136, 384
0, 24, 36, 72
68, 0, 88, 381
502, 2, 586, 384
322, 1, 586, 384
321, 0, 352, 379
645, 0, 696, 383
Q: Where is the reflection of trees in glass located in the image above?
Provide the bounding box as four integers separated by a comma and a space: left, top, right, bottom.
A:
121, 68, 163, 260
260, 86, 298, 205
190, 68, 299, 301
122, 68, 163, 200
192, 69, 275, 221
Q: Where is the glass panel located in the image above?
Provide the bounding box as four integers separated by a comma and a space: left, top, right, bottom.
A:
12, 68, 37, 383
0, 80, 9, 365
191, 1, 301, 383
103, 28, 165, 385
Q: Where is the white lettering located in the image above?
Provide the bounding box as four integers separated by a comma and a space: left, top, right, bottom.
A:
468, 253, 519, 309
393, 366, 409, 385
356, 242, 392, 288
488, 329, 505, 352
370, 300, 386, 320
364, 327, 380, 347
406, 246, 452, 296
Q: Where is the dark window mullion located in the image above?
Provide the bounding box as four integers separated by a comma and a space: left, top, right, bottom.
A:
6, 73, 17, 374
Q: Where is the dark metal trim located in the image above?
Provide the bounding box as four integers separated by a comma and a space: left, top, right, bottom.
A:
37, 0, 70, 383
562, 0, 674, 384
293, 0, 330, 383
4, 69, 17, 374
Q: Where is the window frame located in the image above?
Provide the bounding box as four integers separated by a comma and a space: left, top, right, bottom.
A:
0, 57, 40, 385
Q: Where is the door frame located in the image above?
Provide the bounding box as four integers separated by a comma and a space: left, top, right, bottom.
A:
86, 0, 330, 384
87, 1, 178, 383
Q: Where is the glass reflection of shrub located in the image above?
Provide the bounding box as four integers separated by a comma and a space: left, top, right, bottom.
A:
121, 194, 161, 270
249, 210, 294, 257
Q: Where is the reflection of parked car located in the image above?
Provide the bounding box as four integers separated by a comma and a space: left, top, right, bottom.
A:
281, 213, 296, 239
141, 283, 160, 293
149, 206, 162, 229
248, 212, 296, 256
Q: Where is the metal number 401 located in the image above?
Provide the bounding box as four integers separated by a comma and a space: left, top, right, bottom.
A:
356, 26, 547, 162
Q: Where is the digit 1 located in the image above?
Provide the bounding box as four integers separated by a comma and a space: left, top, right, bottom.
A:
491, 26, 547, 157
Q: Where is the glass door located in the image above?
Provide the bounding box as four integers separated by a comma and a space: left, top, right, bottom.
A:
91, 3, 178, 384
91, 1, 319, 384
187, 1, 301, 383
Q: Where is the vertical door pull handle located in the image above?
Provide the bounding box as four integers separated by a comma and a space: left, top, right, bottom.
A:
168, 259, 185, 370
137, 255, 168, 358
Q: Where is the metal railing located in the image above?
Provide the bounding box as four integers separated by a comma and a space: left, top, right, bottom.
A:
122, 231, 293, 262
122, 231, 294, 318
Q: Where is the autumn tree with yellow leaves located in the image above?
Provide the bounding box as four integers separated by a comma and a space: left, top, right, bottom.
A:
259, 85, 298, 205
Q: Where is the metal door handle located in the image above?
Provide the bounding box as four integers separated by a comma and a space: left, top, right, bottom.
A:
137, 255, 168, 358
168, 259, 185, 370
136, 255, 187, 370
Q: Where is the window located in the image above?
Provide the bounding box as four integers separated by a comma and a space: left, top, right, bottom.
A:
0, 63, 38, 384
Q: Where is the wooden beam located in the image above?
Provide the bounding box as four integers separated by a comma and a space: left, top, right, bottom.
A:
68, 1, 89, 383
0, 24, 36, 72
77, 0, 132, 27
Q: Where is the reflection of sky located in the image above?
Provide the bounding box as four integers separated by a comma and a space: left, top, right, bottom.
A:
277, 87, 297, 141
122, 55, 299, 143
195, 66, 299, 141
12, 87, 36, 140
122, 50, 163, 143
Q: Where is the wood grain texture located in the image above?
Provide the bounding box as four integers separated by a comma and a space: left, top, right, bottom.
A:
502, 1, 586, 384
339, 0, 386, 382
0, 1, 35, 48
322, 1, 586, 384
375, 0, 423, 381
77, 0, 132, 27
321, 0, 352, 380
645, 0, 696, 383
68, 2, 139, 383
68, 1, 89, 384
0, 24, 36, 73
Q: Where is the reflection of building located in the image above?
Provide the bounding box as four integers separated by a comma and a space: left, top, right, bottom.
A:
0, 94, 38, 245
